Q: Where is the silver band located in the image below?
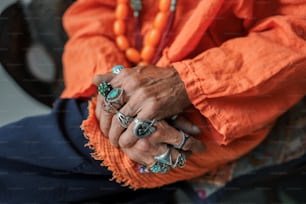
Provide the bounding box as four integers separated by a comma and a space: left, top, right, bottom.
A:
116, 111, 133, 128
133, 118, 156, 138
174, 131, 189, 150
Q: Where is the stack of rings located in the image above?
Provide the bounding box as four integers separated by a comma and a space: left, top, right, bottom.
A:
98, 65, 126, 113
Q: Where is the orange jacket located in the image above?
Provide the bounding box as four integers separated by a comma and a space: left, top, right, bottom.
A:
61, 0, 306, 188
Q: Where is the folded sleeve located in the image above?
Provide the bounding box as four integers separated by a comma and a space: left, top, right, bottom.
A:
61, 0, 129, 98
173, 15, 306, 145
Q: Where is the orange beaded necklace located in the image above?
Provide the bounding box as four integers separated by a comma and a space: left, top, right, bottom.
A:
114, 0, 177, 65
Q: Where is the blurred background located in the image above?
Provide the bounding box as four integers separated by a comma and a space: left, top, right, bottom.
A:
0, 0, 74, 125
0, 0, 50, 126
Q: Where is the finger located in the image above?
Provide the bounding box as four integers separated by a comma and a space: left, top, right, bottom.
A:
171, 116, 201, 135
174, 131, 206, 153
99, 100, 115, 138
93, 73, 115, 86
150, 121, 206, 153
121, 139, 167, 166
116, 95, 151, 148
95, 94, 103, 120
108, 112, 126, 147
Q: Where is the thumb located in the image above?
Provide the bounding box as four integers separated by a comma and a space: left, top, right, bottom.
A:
171, 116, 201, 135
93, 72, 115, 86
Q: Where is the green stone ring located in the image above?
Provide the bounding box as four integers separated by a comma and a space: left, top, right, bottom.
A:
98, 81, 112, 97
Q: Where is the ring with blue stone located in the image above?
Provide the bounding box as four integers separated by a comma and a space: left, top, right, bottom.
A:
98, 81, 112, 97
112, 65, 125, 74
149, 161, 170, 174
104, 88, 124, 106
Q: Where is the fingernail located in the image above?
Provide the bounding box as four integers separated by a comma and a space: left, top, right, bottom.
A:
192, 125, 201, 134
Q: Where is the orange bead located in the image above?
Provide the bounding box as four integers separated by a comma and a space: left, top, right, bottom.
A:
138, 61, 149, 66
154, 11, 169, 30
118, 0, 129, 3
146, 29, 162, 47
116, 35, 129, 50
159, 0, 171, 12
141, 46, 155, 62
126, 48, 141, 63
115, 3, 129, 19
113, 20, 125, 35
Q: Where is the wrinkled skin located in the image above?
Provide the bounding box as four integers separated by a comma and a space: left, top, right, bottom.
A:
93, 65, 205, 167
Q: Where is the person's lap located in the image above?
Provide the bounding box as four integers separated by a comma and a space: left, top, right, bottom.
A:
0, 99, 175, 203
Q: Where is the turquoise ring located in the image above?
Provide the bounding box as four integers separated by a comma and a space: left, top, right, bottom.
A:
104, 88, 124, 106
150, 161, 170, 174
112, 65, 125, 74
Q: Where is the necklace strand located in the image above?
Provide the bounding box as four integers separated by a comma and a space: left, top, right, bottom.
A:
114, 0, 177, 65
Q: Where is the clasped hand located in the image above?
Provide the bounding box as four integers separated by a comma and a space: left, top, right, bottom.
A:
94, 65, 205, 168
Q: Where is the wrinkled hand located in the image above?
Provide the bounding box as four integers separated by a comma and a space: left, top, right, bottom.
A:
94, 65, 193, 148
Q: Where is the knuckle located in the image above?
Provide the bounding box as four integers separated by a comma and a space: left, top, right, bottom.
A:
149, 99, 160, 113
137, 87, 149, 98
136, 139, 152, 152
118, 137, 133, 148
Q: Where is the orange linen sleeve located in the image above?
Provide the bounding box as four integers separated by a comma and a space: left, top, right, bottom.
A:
61, 0, 129, 98
173, 15, 306, 145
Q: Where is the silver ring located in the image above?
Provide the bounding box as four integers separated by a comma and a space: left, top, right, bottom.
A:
173, 131, 189, 150
154, 149, 173, 166
149, 161, 170, 174
172, 153, 186, 168
105, 88, 124, 106
170, 115, 178, 121
116, 111, 133, 128
102, 101, 117, 114
133, 118, 156, 138
112, 65, 124, 74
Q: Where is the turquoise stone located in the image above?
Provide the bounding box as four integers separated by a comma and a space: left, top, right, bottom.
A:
150, 165, 161, 173
112, 65, 124, 74
108, 88, 119, 99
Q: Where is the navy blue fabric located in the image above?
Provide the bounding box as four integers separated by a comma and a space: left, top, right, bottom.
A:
0, 99, 175, 204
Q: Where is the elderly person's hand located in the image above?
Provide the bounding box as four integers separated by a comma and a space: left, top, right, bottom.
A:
94, 65, 197, 148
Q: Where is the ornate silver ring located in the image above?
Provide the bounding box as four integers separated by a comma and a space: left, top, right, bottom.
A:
102, 101, 117, 114
133, 118, 156, 138
116, 111, 133, 128
154, 149, 173, 166
172, 153, 186, 168
149, 161, 170, 174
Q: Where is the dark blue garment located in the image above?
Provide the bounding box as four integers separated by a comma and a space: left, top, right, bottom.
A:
0, 99, 175, 204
